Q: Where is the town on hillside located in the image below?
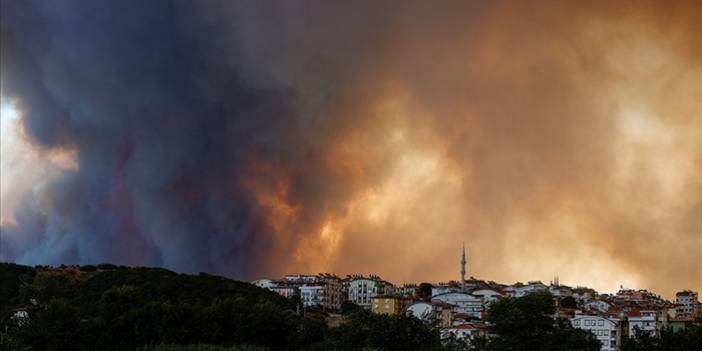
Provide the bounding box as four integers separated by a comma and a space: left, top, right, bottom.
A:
252, 245, 701, 351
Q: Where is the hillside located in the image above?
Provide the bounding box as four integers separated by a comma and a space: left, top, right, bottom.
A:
0, 263, 301, 350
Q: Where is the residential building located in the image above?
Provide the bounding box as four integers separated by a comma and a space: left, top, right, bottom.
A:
251, 279, 276, 289
432, 292, 484, 319
347, 275, 394, 309
585, 300, 612, 313
573, 287, 598, 303
271, 285, 297, 298
289, 274, 343, 311
299, 284, 324, 308
372, 296, 410, 315
571, 313, 624, 351
512, 281, 549, 297
432, 282, 458, 297
442, 323, 487, 341
627, 309, 660, 337
675, 290, 699, 318
406, 301, 453, 327
471, 289, 504, 303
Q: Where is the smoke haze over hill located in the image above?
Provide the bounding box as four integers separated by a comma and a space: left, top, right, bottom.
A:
2, 0, 702, 297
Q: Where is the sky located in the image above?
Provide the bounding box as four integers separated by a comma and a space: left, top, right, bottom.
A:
1, 0, 701, 298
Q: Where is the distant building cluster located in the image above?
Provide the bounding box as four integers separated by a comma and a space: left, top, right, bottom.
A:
253, 244, 701, 351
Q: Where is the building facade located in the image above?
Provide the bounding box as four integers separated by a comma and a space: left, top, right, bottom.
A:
372, 296, 409, 315
571, 314, 624, 351
675, 290, 699, 318
347, 276, 393, 309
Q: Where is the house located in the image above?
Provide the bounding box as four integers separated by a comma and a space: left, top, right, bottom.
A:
511, 281, 548, 297
442, 322, 487, 341
11, 308, 30, 326
571, 313, 624, 351
584, 300, 611, 313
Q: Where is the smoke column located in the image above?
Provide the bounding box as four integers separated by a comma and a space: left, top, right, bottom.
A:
2, 0, 702, 297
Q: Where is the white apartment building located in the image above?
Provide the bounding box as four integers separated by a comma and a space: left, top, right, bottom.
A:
299, 284, 324, 308
571, 314, 623, 351
347, 277, 393, 309
627, 310, 660, 337
432, 292, 484, 319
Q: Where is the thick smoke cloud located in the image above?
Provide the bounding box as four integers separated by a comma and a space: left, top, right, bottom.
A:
1, 0, 701, 296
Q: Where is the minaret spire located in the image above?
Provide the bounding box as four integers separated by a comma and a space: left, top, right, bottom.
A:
461, 242, 466, 292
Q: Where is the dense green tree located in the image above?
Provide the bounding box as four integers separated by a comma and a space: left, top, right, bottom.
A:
327, 309, 442, 351
559, 296, 577, 309
340, 300, 364, 315
482, 292, 600, 351
621, 325, 702, 351
418, 282, 434, 300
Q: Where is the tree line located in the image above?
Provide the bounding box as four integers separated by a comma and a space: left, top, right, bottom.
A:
1, 263, 700, 351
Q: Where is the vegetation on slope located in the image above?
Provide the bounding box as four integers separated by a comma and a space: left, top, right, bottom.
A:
1, 263, 700, 351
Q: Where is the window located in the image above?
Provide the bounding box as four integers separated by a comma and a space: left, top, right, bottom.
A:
598, 320, 604, 326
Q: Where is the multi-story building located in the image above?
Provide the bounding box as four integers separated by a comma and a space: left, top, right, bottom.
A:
255, 274, 343, 311
627, 309, 660, 337
432, 292, 484, 319
289, 274, 343, 311
675, 290, 699, 318
571, 313, 624, 351
320, 275, 344, 311
299, 284, 324, 308
271, 285, 297, 298
346, 275, 394, 309
371, 296, 410, 315
399, 284, 419, 298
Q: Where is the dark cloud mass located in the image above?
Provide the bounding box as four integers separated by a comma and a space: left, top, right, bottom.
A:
1, 0, 701, 297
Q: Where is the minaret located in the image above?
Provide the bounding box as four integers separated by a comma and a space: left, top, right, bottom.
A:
461, 242, 466, 292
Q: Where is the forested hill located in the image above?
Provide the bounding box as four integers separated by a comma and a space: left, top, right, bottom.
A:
0, 263, 302, 350
0, 263, 292, 314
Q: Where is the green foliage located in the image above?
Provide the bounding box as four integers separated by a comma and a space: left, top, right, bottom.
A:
137, 344, 268, 351
559, 296, 577, 309
418, 282, 433, 300
323, 309, 443, 350
0, 263, 35, 318
340, 300, 364, 315
0, 330, 32, 351
479, 292, 600, 351
0, 264, 302, 351
620, 325, 702, 351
